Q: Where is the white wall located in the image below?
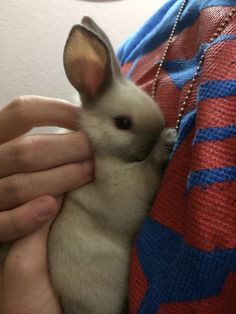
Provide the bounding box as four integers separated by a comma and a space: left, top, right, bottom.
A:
0, 0, 166, 107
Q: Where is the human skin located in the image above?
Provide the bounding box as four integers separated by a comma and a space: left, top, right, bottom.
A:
0, 96, 94, 314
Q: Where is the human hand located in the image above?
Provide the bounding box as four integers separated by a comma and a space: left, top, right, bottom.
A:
0, 216, 63, 314
0, 95, 94, 313
0, 95, 93, 242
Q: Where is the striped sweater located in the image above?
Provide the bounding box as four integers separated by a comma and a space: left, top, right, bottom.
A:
117, 0, 236, 313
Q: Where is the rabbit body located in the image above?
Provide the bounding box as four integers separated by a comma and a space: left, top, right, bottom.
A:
49, 147, 160, 314
48, 17, 176, 314
48, 78, 174, 314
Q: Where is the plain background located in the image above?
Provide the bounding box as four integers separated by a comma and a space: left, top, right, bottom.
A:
0, 0, 166, 108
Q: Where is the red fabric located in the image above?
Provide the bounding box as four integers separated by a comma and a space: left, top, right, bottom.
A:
129, 248, 148, 314
120, 3, 236, 313
128, 6, 236, 251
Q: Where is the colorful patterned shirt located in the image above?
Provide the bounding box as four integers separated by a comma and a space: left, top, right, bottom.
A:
117, 0, 236, 313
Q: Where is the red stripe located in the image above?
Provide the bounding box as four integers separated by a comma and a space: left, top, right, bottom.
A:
121, 62, 133, 76
197, 96, 236, 129
191, 136, 236, 171
197, 6, 235, 46
150, 130, 194, 235
185, 181, 236, 250
134, 68, 183, 128
201, 25, 236, 83
130, 45, 164, 84
129, 246, 148, 314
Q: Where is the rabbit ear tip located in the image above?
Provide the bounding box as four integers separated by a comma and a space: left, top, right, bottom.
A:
82, 16, 91, 22
81, 16, 96, 28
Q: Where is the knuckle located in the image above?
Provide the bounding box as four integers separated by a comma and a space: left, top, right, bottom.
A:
3, 175, 30, 206
9, 96, 32, 124
4, 176, 23, 204
14, 136, 38, 171
10, 96, 26, 113
10, 143, 28, 171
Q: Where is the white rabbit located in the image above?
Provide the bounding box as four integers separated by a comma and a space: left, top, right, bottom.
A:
48, 17, 177, 314
48, 16, 176, 314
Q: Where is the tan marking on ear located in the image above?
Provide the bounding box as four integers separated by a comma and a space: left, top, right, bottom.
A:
64, 28, 108, 98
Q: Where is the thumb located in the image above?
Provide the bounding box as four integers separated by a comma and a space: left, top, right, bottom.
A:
0, 195, 62, 243
2, 196, 63, 314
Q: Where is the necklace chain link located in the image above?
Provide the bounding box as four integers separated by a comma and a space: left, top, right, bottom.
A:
151, 0, 236, 131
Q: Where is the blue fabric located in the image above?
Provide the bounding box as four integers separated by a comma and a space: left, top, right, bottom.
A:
163, 46, 207, 88
172, 109, 196, 153
193, 124, 236, 143
136, 218, 236, 314
126, 57, 141, 79
213, 34, 236, 44
187, 166, 236, 190
197, 80, 236, 102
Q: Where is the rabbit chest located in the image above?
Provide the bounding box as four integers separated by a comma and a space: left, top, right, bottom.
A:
48, 155, 161, 314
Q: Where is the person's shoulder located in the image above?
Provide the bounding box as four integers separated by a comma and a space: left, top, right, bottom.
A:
117, 0, 177, 64
117, 0, 235, 65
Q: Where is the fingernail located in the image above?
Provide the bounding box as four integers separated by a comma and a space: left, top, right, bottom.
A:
36, 197, 57, 218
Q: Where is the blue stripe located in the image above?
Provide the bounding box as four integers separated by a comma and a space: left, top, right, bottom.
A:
199, 0, 236, 8
126, 56, 141, 79
198, 80, 236, 102
172, 109, 196, 154
187, 166, 236, 190
213, 34, 236, 44
163, 44, 208, 88
136, 218, 236, 314
193, 124, 236, 143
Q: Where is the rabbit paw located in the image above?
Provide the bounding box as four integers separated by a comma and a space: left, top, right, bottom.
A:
159, 127, 177, 154
152, 128, 177, 166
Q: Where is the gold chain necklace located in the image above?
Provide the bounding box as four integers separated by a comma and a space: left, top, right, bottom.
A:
151, 0, 236, 131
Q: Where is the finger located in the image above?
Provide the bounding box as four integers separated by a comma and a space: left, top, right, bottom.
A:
0, 196, 61, 243
0, 159, 94, 211
0, 131, 92, 178
0, 96, 80, 144
2, 220, 62, 314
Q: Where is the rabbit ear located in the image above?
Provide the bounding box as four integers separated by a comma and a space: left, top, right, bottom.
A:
64, 25, 113, 101
81, 16, 122, 78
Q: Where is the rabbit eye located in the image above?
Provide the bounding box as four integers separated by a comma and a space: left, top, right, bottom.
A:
114, 116, 132, 130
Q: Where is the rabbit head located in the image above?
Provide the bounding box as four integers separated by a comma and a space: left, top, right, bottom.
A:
64, 17, 165, 162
